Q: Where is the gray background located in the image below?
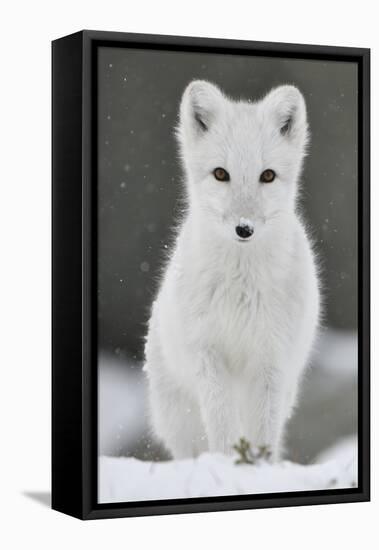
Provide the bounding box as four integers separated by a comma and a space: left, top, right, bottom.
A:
97, 47, 358, 463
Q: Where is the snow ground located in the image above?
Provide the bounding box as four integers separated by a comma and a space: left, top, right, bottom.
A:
99, 356, 147, 456
98, 329, 358, 503
99, 437, 357, 503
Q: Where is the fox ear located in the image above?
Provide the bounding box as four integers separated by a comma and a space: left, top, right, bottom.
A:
179, 80, 225, 139
262, 85, 308, 145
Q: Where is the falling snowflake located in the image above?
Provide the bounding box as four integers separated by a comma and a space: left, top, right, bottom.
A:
140, 261, 150, 273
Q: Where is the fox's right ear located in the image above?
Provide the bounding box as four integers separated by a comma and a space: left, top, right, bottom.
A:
179, 80, 225, 140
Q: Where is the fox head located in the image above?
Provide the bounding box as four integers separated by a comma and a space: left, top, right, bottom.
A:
177, 80, 309, 243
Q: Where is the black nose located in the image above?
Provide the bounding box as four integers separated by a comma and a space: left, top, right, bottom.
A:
235, 224, 254, 239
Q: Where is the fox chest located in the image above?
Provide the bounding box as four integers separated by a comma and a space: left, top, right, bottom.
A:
183, 267, 284, 369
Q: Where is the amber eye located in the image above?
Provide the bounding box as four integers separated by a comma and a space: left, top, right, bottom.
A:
213, 167, 230, 182
260, 169, 276, 183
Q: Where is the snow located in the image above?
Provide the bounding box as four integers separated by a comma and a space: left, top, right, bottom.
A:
140, 261, 150, 273
316, 435, 357, 464
98, 354, 147, 456
99, 445, 357, 503
98, 329, 358, 502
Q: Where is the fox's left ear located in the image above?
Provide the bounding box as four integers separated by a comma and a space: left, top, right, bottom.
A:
262, 85, 308, 146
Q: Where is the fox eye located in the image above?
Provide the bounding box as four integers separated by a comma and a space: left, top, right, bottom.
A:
260, 169, 276, 183
213, 167, 230, 182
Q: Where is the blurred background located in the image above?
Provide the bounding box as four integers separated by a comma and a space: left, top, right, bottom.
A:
97, 46, 358, 464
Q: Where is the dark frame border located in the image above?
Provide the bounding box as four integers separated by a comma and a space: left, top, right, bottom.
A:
52, 30, 370, 520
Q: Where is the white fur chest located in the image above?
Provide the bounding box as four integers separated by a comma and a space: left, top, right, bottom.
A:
170, 230, 294, 376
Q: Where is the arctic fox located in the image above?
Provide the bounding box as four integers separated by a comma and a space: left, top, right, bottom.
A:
144, 81, 320, 461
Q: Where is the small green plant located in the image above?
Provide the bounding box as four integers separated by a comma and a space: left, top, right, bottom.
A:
233, 437, 272, 465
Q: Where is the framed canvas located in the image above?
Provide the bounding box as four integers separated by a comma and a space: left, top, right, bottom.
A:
52, 30, 370, 520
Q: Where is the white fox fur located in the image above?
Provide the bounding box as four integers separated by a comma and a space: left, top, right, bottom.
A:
144, 81, 320, 461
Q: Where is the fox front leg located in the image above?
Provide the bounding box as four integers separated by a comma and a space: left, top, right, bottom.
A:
195, 350, 239, 455
242, 368, 290, 462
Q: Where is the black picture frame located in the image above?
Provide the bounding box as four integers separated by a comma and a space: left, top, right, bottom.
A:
52, 30, 370, 520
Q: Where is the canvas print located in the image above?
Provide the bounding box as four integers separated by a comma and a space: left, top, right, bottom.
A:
97, 47, 358, 503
